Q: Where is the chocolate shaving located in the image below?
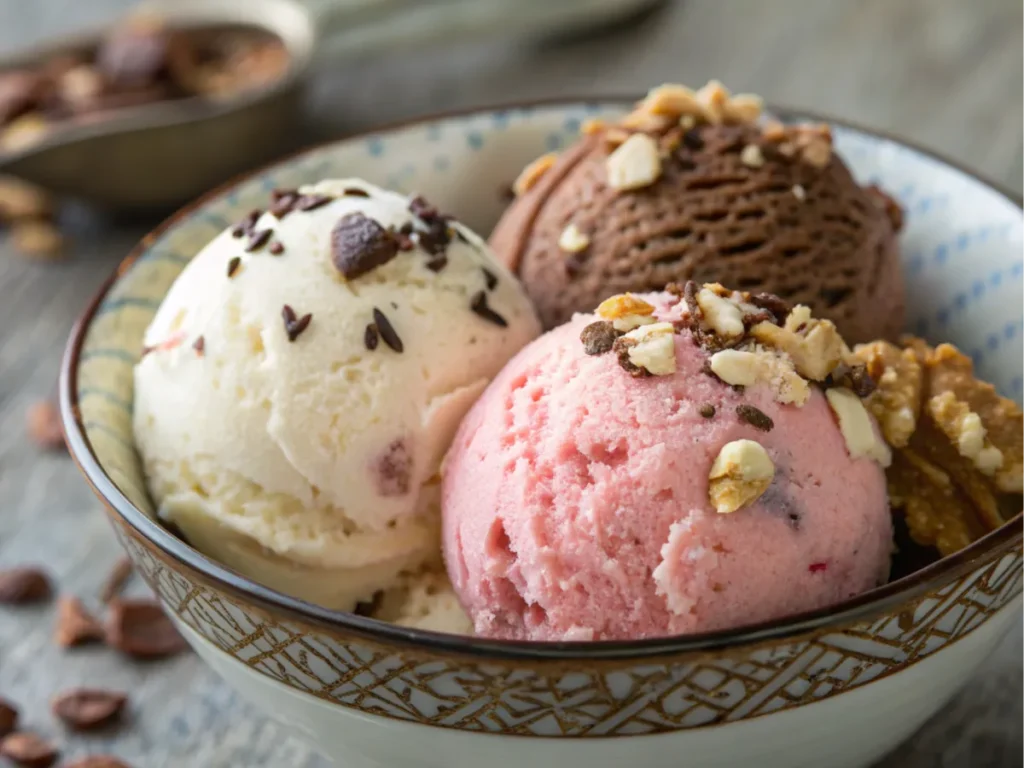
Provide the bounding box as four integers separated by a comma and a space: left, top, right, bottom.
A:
482, 267, 498, 291
0, 699, 17, 739
363, 323, 379, 351
0, 732, 58, 768
231, 210, 260, 238
99, 557, 133, 604
748, 292, 791, 325
281, 305, 312, 342
425, 255, 447, 272
191, 336, 204, 356
269, 191, 298, 219
700, 403, 716, 418
331, 212, 399, 279
51, 688, 127, 731
296, 193, 333, 211
54, 596, 104, 647
245, 228, 273, 252
469, 291, 507, 328
226, 256, 241, 278
372, 308, 403, 352
736, 404, 774, 431
268, 241, 284, 255
580, 321, 618, 356
0, 566, 52, 604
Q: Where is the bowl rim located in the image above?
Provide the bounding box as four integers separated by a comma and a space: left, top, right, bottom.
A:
60, 94, 1024, 662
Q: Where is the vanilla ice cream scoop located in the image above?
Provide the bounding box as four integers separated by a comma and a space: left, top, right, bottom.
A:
133, 179, 541, 611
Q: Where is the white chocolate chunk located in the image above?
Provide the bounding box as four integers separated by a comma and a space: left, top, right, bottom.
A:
826, 387, 892, 467
606, 134, 662, 191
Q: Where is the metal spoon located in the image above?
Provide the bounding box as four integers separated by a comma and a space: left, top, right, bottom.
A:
0, 0, 652, 211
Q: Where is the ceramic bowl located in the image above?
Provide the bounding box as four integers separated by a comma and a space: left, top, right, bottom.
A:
61, 99, 1023, 768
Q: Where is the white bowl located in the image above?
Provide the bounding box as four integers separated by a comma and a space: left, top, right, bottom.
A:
62, 99, 1023, 768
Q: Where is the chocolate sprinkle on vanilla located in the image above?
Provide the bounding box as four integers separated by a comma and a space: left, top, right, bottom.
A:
226, 256, 241, 277
270, 190, 299, 218
296, 193, 333, 212
700, 403, 716, 418
246, 228, 273, 252
269, 241, 284, 255
425, 255, 447, 272
364, 323, 379, 350
736, 404, 773, 431
331, 212, 399, 279
372, 308, 403, 352
470, 291, 508, 328
344, 187, 370, 198
231, 210, 261, 238
282, 305, 312, 342
482, 267, 498, 291
192, 336, 205, 356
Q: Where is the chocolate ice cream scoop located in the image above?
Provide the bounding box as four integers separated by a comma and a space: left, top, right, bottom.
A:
490, 81, 906, 343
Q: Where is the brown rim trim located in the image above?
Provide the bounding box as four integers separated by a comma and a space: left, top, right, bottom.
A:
60, 95, 1024, 663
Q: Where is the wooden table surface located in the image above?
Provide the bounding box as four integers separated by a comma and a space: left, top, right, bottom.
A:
1, 1, 1021, 766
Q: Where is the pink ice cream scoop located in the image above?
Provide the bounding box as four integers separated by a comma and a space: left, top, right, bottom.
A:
442, 290, 892, 641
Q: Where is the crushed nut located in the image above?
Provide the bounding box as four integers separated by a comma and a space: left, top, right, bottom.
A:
696, 80, 729, 124
558, 223, 590, 253
708, 439, 775, 513
606, 133, 662, 191
826, 387, 892, 467
709, 348, 809, 406
696, 285, 745, 338
512, 152, 557, 196
740, 144, 765, 168
927, 391, 1004, 475
750, 306, 845, 381
619, 110, 676, 134
851, 340, 922, 448
640, 84, 704, 119
617, 322, 676, 376
596, 293, 656, 332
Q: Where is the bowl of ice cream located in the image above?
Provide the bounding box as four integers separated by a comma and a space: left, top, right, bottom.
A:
61, 85, 1022, 768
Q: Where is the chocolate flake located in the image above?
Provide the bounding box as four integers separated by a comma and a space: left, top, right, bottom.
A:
268, 240, 284, 255
416, 224, 451, 256
363, 323, 379, 351
736, 404, 773, 432
226, 256, 241, 278
51, 688, 127, 731
343, 187, 370, 198
748, 292, 791, 325
372, 308, 403, 352
580, 321, 618, 356
54, 596, 104, 648
296, 193, 333, 211
281, 305, 312, 342
425, 255, 448, 272
482, 267, 498, 291
375, 438, 412, 496
469, 291, 507, 328
331, 212, 399, 279
0, 566, 52, 604
699, 403, 716, 418
269, 190, 299, 219
231, 210, 261, 238
245, 228, 273, 252
192, 336, 205, 356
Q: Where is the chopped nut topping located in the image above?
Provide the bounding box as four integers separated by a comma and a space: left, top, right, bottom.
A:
596, 293, 657, 332
603, 127, 631, 148
606, 133, 662, 191
619, 111, 676, 134
640, 84, 704, 119
696, 285, 745, 338
617, 322, 676, 376
513, 153, 557, 196
825, 387, 892, 467
558, 223, 590, 253
709, 349, 809, 406
580, 321, 618, 356
750, 306, 845, 381
851, 340, 922, 448
708, 439, 775, 513
740, 144, 765, 168
928, 391, 1004, 476
792, 184, 807, 200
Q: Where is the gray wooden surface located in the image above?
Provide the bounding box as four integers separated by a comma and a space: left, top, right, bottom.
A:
0, 1, 1021, 766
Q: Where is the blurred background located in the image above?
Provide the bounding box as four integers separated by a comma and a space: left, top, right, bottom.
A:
0, 1, 1020, 766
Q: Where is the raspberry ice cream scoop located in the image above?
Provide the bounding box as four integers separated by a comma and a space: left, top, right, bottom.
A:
442, 286, 892, 640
